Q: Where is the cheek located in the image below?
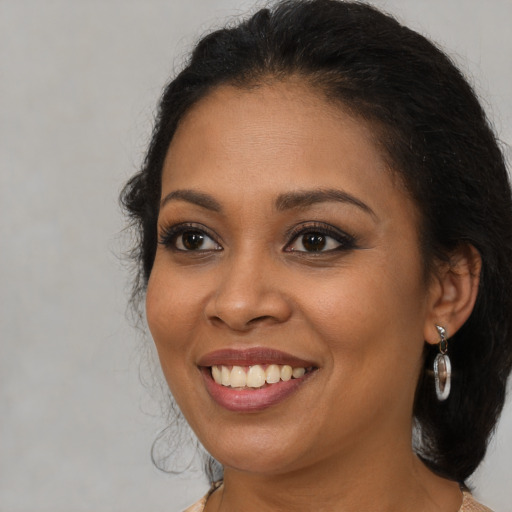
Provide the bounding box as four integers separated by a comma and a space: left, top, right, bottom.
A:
145, 270, 210, 421
145, 266, 203, 368
296, 255, 427, 381
299, 258, 425, 335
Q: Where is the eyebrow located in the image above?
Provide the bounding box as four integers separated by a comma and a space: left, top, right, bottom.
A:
160, 189, 222, 212
160, 187, 376, 218
275, 188, 376, 218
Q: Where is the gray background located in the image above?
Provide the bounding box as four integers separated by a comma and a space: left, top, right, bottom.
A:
1, 0, 511, 511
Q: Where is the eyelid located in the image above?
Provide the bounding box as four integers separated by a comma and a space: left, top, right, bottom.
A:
284, 222, 356, 252
158, 222, 223, 251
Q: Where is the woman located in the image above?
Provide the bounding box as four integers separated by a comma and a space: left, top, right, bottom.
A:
120, 1, 512, 510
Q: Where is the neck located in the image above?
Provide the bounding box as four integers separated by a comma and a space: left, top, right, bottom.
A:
206, 430, 461, 512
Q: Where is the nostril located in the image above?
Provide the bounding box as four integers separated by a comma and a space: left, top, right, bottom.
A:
247, 315, 274, 325
208, 314, 277, 332
204, 285, 293, 331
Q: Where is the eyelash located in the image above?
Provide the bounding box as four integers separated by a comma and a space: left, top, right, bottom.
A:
159, 223, 222, 252
284, 222, 356, 253
158, 221, 356, 254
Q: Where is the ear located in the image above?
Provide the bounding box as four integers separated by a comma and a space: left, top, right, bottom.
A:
423, 244, 482, 345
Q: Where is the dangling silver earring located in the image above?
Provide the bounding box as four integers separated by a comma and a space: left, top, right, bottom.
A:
433, 325, 451, 401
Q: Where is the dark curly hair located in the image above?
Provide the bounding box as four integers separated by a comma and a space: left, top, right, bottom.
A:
120, 0, 512, 483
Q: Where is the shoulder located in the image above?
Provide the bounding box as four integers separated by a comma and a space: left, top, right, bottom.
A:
182, 481, 223, 512
182, 495, 208, 512
460, 491, 494, 512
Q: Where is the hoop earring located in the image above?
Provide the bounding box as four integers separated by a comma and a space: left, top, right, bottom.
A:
433, 325, 451, 401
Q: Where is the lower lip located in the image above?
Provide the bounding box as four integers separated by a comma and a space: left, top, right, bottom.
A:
200, 367, 315, 412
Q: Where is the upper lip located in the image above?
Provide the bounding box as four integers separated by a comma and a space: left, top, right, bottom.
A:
197, 347, 317, 368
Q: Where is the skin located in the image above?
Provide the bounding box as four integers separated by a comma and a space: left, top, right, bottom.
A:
146, 80, 480, 511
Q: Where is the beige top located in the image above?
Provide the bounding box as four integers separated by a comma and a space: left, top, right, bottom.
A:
182, 484, 494, 512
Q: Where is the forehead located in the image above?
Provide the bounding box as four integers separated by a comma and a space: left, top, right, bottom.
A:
161, 80, 412, 217
170, 79, 378, 151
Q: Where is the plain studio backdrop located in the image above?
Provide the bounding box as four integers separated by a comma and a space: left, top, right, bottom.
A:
1, 0, 511, 511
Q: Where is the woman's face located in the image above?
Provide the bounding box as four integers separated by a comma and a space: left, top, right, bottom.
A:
146, 81, 436, 475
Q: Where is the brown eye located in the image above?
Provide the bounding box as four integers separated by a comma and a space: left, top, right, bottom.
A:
179, 231, 206, 250
286, 225, 355, 253
177, 230, 220, 251
301, 233, 326, 252
159, 224, 222, 252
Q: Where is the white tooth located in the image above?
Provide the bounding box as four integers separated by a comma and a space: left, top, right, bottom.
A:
281, 365, 292, 381
247, 365, 266, 388
221, 366, 231, 386
212, 365, 222, 384
265, 364, 281, 384
292, 367, 306, 379
230, 366, 247, 387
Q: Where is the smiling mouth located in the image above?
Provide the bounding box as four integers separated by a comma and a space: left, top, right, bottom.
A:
198, 348, 318, 411
210, 364, 316, 389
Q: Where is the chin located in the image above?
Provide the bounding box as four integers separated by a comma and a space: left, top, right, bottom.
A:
194, 419, 322, 476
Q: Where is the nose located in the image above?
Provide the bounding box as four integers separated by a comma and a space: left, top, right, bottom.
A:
204, 253, 292, 332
